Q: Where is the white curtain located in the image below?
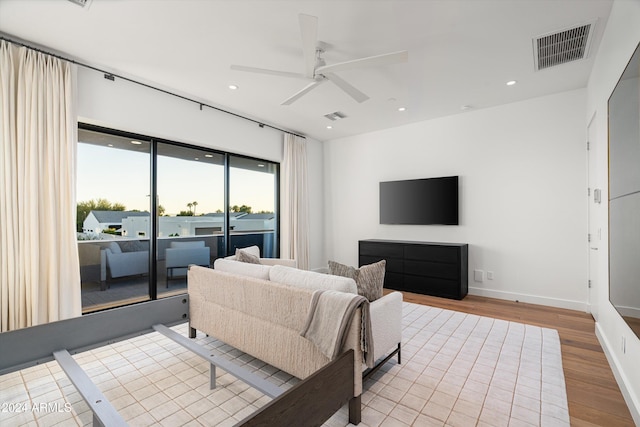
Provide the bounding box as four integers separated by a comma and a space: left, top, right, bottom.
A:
280, 133, 310, 270
0, 40, 81, 332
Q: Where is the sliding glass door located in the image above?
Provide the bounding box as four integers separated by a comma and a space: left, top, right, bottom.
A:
228, 155, 279, 258
156, 144, 224, 296
77, 125, 279, 313
77, 128, 151, 313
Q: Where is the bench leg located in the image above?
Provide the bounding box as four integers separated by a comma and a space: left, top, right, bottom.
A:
189, 326, 196, 339
349, 394, 361, 425
210, 363, 217, 390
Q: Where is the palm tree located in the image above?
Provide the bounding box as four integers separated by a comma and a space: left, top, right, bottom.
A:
187, 202, 193, 214
192, 201, 198, 216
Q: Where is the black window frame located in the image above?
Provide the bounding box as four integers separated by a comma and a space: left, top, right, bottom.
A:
77, 123, 280, 311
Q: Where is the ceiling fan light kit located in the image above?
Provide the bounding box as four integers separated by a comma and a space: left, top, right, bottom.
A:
231, 13, 408, 106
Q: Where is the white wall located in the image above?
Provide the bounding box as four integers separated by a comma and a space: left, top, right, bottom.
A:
77, 68, 283, 161
76, 66, 325, 267
586, 0, 640, 423
323, 89, 588, 311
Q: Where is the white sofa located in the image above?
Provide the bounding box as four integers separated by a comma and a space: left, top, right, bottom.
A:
165, 241, 211, 287
187, 258, 402, 422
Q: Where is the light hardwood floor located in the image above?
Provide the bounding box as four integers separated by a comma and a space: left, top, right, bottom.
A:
399, 291, 635, 427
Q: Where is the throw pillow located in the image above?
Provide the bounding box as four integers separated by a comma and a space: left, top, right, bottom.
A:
357, 260, 386, 302
328, 260, 358, 281
236, 248, 261, 264
237, 245, 260, 258
107, 241, 122, 253
120, 240, 145, 252
328, 260, 386, 302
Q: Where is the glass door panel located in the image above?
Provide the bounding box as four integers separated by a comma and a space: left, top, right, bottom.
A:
228, 155, 278, 258
77, 129, 151, 313
156, 144, 224, 296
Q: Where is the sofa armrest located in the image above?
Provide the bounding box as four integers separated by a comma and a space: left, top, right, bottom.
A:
369, 291, 403, 363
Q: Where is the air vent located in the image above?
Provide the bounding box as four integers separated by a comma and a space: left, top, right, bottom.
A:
533, 21, 595, 71
324, 111, 347, 121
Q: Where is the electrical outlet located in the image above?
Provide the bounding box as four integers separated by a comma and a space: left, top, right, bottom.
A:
487, 271, 494, 280
474, 269, 485, 282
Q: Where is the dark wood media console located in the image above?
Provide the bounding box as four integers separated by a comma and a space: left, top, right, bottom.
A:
359, 239, 468, 300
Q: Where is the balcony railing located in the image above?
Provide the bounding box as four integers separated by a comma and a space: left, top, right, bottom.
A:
78, 231, 276, 313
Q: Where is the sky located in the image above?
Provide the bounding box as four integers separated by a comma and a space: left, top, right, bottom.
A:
77, 143, 275, 215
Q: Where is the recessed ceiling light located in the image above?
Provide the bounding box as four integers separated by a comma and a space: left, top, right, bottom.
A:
228, 84, 239, 90
506, 80, 517, 86
204, 154, 214, 158
107, 144, 114, 147
398, 107, 406, 112
131, 140, 143, 145
326, 125, 333, 129
257, 164, 265, 168
194, 157, 199, 161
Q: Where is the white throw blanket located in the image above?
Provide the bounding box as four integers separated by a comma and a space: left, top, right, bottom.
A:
300, 290, 374, 368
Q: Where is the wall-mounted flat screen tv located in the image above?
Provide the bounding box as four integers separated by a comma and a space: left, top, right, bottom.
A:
380, 176, 459, 225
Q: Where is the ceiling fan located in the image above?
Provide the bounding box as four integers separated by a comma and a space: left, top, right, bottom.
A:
230, 14, 408, 106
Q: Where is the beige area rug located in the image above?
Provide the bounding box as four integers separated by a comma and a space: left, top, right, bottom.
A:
0, 302, 570, 426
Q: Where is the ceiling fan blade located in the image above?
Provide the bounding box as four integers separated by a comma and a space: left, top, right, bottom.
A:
230, 64, 309, 80
316, 50, 409, 74
281, 79, 325, 105
323, 72, 369, 103
299, 14, 318, 78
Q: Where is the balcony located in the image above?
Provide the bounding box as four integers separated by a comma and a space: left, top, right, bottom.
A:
78, 231, 276, 313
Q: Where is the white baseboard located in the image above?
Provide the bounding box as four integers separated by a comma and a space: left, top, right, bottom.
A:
468, 286, 589, 312
595, 322, 640, 426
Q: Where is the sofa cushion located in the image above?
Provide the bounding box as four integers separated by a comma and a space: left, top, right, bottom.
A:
269, 265, 357, 294
214, 258, 271, 280
329, 260, 386, 302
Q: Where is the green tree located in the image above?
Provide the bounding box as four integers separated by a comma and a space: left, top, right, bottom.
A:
158, 204, 166, 216
230, 205, 252, 213
192, 201, 198, 216
177, 210, 194, 216
76, 198, 125, 232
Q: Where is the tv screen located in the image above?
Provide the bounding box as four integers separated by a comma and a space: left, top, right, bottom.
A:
380, 176, 459, 225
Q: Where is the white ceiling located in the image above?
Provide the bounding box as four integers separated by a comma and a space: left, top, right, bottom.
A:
0, 0, 613, 141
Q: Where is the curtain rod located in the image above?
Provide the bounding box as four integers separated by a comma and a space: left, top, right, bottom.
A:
0, 35, 306, 139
